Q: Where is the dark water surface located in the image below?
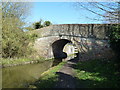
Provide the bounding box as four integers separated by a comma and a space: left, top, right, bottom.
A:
2, 60, 53, 88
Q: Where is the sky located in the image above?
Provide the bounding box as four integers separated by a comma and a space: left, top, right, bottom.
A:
26, 2, 113, 25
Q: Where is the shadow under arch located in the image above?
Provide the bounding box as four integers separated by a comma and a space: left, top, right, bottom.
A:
52, 39, 72, 66
52, 39, 72, 59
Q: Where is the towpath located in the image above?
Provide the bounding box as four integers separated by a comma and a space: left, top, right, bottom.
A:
54, 58, 79, 88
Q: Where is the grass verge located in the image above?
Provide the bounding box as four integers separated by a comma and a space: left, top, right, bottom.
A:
1, 57, 54, 67
28, 61, 66, 88
74, 59, 120, 88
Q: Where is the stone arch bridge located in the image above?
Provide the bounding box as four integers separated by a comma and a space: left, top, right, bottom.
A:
30, 24, 115, 61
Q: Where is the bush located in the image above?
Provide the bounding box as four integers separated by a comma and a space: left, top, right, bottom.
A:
33, 20, 44, 29
2, 30, 33, 58
2, 17, 34, 58
28, 33, 38, 41
109, 24, 120, 58
43, 21, 52, 27
34, 22, 40, 29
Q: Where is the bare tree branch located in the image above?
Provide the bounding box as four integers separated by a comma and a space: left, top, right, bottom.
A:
90, 2, 118, 16
97, 2, 118, 11
75, 2, 120, 23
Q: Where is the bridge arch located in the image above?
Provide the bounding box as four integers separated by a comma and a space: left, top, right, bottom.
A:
52, 39, 74, 59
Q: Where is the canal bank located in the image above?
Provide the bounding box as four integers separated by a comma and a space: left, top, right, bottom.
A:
28, 61, 67, 88
27, 56, 77, 88
28, 58, 120, 88
1, 57, 54, 68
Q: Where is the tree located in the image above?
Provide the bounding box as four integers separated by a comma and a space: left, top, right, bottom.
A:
32, 20, 52, 29
2, 2, 33, 58
33, 19, 44, 29
34, 22, 41, 29
43, 21, 52, 27
75, 2, 120, 23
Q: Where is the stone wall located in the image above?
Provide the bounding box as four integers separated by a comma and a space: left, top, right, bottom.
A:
72, 38, 114, 60
33, 36, 60, 59
31, 24, 115, 60
33, 36, 115, 61
30, 24, 114, 39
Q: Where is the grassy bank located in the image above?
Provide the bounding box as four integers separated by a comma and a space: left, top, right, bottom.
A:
1, 57, 54, 68
28, 61, 66, 88
74, 59, 120, 88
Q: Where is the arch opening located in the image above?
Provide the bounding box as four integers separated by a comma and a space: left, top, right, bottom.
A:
52, 39, 73, 59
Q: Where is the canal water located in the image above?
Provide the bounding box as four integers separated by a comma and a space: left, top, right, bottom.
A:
2, 56, 75, 88
2, 60, 53, 88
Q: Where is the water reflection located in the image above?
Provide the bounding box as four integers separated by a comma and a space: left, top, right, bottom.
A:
2, 61, 53, 88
